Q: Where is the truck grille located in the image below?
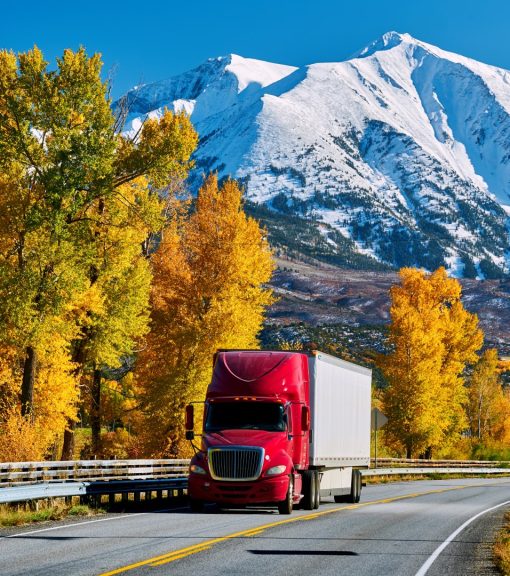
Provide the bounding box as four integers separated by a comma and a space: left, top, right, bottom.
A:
208, 447, 264, 481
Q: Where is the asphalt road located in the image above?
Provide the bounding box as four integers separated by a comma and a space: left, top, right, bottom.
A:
1, 477, 509, 576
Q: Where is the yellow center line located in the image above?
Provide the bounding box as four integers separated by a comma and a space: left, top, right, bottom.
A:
98, 483, 489, 575
150, 545, 212, 567
241, 528, 267, 537
244, 529, 265, 537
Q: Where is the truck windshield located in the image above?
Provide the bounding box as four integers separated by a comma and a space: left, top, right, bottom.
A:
205, 402, 286, 432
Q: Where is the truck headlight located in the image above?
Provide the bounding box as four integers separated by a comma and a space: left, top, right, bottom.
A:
190, 464, 207, 475
266, 465, 286, 476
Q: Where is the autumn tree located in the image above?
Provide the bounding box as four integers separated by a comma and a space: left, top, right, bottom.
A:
0, 46, 197, 459
490, 391, 510, 448
65, 180, 154, 457
378, 267, 483, 458
465, 349, 510, 443
134, 176, 275, 456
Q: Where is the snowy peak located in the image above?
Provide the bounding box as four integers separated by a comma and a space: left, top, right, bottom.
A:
355, 31, 465, 61
356, 31, 412, 58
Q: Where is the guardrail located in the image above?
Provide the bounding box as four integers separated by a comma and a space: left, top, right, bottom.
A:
0, 482, 88, 504
0, 459, 190, 487
2, 458, 508, 488
0, 459, 190, 504
0, 458, 509, 505
0, 478, 189, 505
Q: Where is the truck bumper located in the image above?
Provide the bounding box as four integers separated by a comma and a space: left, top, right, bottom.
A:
188, 473, 289, 505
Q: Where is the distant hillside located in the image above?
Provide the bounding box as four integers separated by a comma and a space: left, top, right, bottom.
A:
265, 256, 510, 357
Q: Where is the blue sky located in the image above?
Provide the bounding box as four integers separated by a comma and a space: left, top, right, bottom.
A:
4, 0, 510, 98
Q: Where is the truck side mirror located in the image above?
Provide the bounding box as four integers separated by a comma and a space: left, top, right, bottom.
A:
301, 406, 310, 431
185, 404, 194, 431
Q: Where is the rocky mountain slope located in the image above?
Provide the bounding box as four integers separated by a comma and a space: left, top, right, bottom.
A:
117, 32, 510, 278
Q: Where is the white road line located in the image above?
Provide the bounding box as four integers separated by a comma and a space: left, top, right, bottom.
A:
0, 506, 189, 540
415, 499, 510, 576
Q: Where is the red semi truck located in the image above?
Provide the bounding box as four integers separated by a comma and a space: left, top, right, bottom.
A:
185, 349, 371, 514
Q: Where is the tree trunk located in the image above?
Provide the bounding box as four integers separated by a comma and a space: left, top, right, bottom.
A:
478, 394, 482, 440
21, 346, 37, 418
91, 367, 102, 456
60, 339, 87, 460
61, 421, 76, 460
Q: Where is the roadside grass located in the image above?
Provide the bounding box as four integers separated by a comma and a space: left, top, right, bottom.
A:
495, 511, 510, 575
0, 500, 104, 527
472, 445, 510, 463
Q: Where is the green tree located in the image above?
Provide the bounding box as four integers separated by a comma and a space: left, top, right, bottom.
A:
0, 47, 198, 458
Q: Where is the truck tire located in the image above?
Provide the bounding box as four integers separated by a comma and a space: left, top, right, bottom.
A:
300, 470, 316, 510
189, 499, 204, 512
313, 471, 320, 509
351, 470, 362, 504
334, 470, 362, 504
278, 475, 294, 515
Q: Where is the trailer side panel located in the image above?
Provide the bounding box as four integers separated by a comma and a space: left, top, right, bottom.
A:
309, 352, 371, 468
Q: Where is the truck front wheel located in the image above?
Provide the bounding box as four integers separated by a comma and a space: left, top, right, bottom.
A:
278, 475, 294, 515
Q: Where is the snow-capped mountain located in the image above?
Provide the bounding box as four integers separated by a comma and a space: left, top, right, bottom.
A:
117, 32, 510, 278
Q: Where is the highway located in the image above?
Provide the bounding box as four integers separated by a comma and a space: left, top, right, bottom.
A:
1, 477, 509, 576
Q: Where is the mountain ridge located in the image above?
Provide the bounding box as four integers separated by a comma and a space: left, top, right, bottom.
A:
116, 33, 510, 278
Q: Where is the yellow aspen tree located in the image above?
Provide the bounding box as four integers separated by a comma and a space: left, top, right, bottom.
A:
466, 349, 507, 442
492, 390, 510, 446
0, 315, 79, 460
379, 267, 482, 458
134, 175, 275, 456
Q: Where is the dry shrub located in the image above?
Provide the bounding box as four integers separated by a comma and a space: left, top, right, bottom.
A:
0, 501, 102, 526
0, 410, 49, 462
99, 428, 132, 459
80, 428, 138, 460
435, 438, 471, 460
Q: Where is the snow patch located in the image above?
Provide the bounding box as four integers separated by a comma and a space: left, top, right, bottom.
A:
225, 54, 297, 93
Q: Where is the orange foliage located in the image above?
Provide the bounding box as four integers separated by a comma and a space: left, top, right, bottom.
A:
135, 176, 274, 456
379, 267, 483, 457
0, 409, 49, 462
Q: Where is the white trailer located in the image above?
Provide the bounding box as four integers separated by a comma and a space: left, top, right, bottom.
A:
308, 351, 372, 502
